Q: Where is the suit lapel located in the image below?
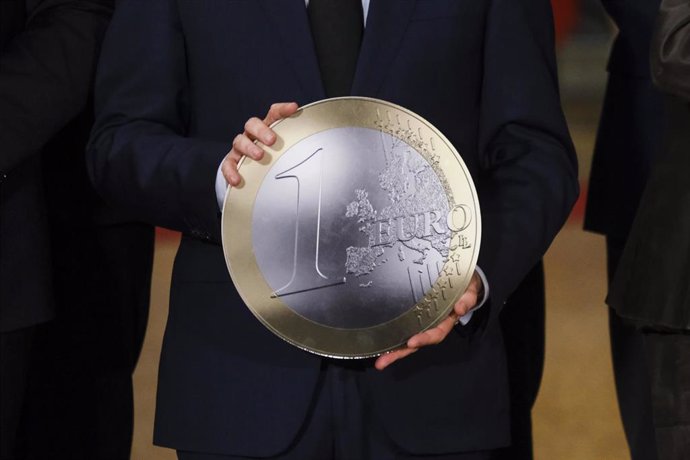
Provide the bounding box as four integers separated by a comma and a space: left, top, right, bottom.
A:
351, 0, 417, 97
259, 0, 326, 102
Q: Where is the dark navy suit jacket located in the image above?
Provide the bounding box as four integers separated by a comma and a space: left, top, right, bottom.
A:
88, 0, 578, 456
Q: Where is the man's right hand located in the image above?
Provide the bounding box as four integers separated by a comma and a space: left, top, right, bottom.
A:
221, 102, 299, 186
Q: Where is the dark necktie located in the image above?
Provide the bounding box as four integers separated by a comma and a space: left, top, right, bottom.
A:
308, 0, 364, 97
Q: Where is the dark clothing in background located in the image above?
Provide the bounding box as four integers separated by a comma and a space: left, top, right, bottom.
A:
584, 1, 664, 457
0, 1, 154, 459
88, 0, 577, 457
642, 331, 690, 460
605, 235, 657, 460
650, 0, 690, 102
608, 1, 690, 457
609, 97, 690, 329
0, 328, 33, 460
586, 0, 666, 239
608, 0, 690, 330
495, 262, 545, 460
17, 223, 153, 460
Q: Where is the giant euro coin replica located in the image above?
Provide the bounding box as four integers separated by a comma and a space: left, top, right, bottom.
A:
222, 97, 481, 358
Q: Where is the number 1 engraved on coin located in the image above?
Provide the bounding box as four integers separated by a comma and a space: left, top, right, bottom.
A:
272, 148, 346, 297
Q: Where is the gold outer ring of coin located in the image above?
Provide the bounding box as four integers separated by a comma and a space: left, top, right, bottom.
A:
221, 97, 481, 359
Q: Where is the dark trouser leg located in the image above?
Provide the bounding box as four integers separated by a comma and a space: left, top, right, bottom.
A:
494, 261, 545, 460
643, 330, 690, 460
0, 327, 34, 460
18, 223, 154, 460
606, 236, 658, 460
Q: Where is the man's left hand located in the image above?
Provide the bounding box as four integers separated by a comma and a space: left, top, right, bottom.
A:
374, 271, 484, 371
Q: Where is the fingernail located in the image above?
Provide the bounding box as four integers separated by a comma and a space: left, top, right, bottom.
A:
264, 133, 275, 144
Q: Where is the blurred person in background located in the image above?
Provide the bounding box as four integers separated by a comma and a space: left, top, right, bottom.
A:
608, 0, 690, 457
0, 1, 154, 459
584, 0, 665, 457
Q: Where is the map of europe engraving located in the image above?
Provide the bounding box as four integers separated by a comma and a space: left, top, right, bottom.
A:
345, 134, 451, 283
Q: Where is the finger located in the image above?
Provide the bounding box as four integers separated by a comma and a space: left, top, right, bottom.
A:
454, 293, 477, 317
453, 273, 482, 316
375, 347, 418, 371
232, 133, 264, 161
264, 102, 299, 126
467, 271, 483, 297
406, 315, 456, 348
221, 152, 242, 186
244, 117, 275, 145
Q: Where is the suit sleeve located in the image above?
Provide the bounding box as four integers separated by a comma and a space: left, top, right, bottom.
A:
475, 0, 579, 326
86, 0, 229, 240
0, 0, 113, 175
651, 0, 690, 101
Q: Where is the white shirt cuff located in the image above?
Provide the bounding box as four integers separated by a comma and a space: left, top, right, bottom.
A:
215, 162, 228, 210
457, 265, 489, 326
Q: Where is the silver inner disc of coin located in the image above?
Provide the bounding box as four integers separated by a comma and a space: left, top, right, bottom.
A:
252, 127, 452, 329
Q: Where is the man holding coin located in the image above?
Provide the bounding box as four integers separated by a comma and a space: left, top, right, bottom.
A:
88, 0, 578, 458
